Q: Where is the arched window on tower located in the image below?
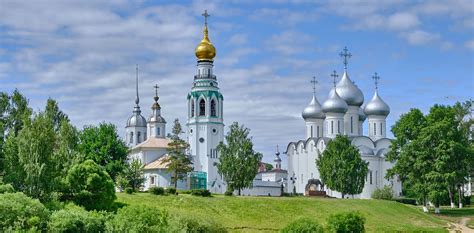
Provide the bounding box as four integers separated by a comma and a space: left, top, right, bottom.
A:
373, 123, 376, 135
129, 132, 133, 144
350, 116, 353, 133
191, 101, 195, 117
211, 99, 216, 117
199, 99, 206, 116
137, 131, 141, 143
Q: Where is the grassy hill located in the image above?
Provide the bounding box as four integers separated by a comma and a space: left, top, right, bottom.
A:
117, 193, 448, 232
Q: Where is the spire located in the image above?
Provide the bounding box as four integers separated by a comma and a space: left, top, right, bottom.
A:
330, 70, 338, 88
274, 145, 282, 170
372, 72, 380, 91
339, 46, 352, 70
135, 64, 140, 105
276, 145, 280, 156
195, 10, 216, 60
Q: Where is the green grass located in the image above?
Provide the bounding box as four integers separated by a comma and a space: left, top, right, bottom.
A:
117, 193, 448, 232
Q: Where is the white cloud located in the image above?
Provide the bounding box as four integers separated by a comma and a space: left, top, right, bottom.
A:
265, 30, 314, 55
465, 39, 474, 51
228, 33, 248, 45
387, 12, 420, 30
402, 30, 439, 45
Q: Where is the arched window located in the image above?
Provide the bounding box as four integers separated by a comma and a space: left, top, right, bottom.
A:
191, 101, 195, 117
350, 116, 353, 133
129, 132, 133, 144
338, 120, 341, 134
310, 125, 313, 138
331, 121, 334, 134
199, 99, 206, 116
380, 122, 383, 135
157, 127, 161, 136
373, 123, 376, 135
211, 99, 216, 117
137, 131, 141, 143
317, 126, 320, 137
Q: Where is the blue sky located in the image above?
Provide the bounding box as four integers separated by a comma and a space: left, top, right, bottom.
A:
1, 0, 473, 166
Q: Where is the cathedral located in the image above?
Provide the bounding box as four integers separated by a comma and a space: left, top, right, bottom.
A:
285, 48, 402, 199
125, 11, 225, 193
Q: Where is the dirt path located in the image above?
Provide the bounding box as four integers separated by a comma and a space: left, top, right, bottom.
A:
448, 217, 473, 233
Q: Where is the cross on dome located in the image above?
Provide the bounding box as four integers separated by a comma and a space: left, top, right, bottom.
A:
153, 84, 159, 102
339, 46, 352, 70
310, 76, 318, 95
372, 72, 380, 90
330, 70, 338, 88
202, 10, 210, 26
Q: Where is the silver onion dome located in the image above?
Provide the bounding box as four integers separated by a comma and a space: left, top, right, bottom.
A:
149, 115, 166, 123
335, 71, 364, 106
364, 91, 390, 116
358, 107, 367, 121
302, 95, 325, 120
322, 88, 348, 113
127, 113, 147, 127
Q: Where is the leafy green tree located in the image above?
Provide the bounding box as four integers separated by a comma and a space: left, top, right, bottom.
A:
387, 103, 473, 212
45, 98, 69, 132
0, 192, 50, 231
123, 159, 146, 191
48, 204, 108, 233
327, 211, 365, 233
65, 159, 116, 211
78, 123, 128, 181
316, 135, 368, 198
265, 163, 273, 171
162, 119, 193, 189
105, 205, 170, 232
3, 113, 57, 200
217, 122, 263, 195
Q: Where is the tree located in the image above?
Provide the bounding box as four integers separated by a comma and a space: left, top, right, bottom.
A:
122, 159, 146, 191
217, 122, 263, 195
65, 159, 116, 211
316, 135, 368, 198
387, 103, 473, 213
78, 123, 128, 181
3, 113, 57, 201
162, 119, 193, 189
45, 98, 69, 132
264, 163, 273, 171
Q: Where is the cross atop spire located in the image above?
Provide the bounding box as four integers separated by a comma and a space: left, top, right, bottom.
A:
330, 70, 339, 88
372, 72, 380, 90
339, 46, 352, 70
310, 76, 318, 95
202, 10, 210, 26
153, 84, 159, 102
135, 64, 139, 105
276, 145, 280, 154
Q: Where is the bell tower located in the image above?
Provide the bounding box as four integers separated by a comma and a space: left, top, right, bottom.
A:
187, 10, 225, 193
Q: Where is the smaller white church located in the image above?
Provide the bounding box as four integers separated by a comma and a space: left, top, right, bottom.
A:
286, 47, 402, 199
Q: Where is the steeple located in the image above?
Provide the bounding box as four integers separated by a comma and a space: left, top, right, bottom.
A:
336, 47, 364, 106
364, 72, 390, 140
274, 145, 282, 170
133, 64, 141, 114
148, 84, 166, 139
126, 65, 147, 147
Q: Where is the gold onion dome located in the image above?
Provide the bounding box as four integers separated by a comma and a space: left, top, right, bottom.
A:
195, 26, 216, 60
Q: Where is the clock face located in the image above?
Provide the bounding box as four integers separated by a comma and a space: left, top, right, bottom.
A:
199, 137, 205, 143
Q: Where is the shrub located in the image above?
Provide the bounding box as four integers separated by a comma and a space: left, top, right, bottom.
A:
393, 197, 417, 205
178, 189, 192, 194
125, 187, 134, 194
327, 211, 365, 233
173, 216, 227, 233
0, 192, 50, 231
191, 189, 211, 197
48, 204, 108, 232
106, 205, 170, 232
280, 218, 324, 233
371, 185, 393, 200
0, 183, 14, 194
65, 160, 116, 211
149, 187, 165, 195
224, 190, 233, 196
167, 187, 177, 195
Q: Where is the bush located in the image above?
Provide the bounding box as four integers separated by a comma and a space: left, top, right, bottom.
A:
48, 204, 108, 232
327, 211, 365, 233
393, 197, 417, 205
125, 187, 134, 194
149, 187, 165, 195
0, 192, 50, 231
191, 189, 211, 197
0, 183, 14, 194
167, 187, 177, 195
371, 185, 393, 200
106, 205, 170, 232
178, 189, 192, 194
173, 216, 227, 233
280, 218, 324, 233
65, 160, 116, 211
224, 190, 233, 196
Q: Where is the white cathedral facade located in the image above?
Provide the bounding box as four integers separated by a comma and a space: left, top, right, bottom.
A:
286, 48, 402, 199
125, 11, 226, 193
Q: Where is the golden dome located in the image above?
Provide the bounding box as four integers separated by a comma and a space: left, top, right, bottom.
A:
195, 26, 216, 60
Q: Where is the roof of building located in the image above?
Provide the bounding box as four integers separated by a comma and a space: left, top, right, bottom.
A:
144, 154, 170, 170
260, 169, 288, 174
132, 137, 171, 150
